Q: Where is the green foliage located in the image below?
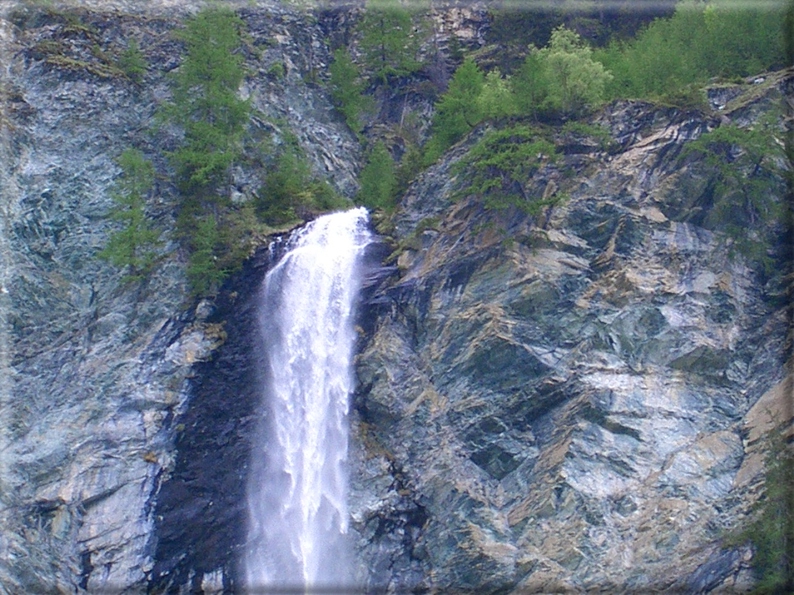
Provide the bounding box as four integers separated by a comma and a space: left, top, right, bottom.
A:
257, 133, 350, 226
478, 69, 516, 120
117, 39, 147, 84
596, 0, 787, 102
534, 26, 612, 117
328, 47, 374, 134
682, 117, 787, 267
358, 140, 397, 211
266, 61, 285, 80
484, 8, 558, 72
424, 58, 485, 164
163, 7, 250, 191
357, 1, 422, 84
561, 120, 616, 151
511, 49, 551, 120
98, 149, 161, 281
454, 125, 559, 213
157, 7, 254, 295
729, 432, 794, 594
395, 141, 424, 196
186, 214, 226, 296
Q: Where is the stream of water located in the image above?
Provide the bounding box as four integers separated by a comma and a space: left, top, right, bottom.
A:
244, 207, 371, 591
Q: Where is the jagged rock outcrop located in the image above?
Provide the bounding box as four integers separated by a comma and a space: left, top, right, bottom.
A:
348, 71, 793, 592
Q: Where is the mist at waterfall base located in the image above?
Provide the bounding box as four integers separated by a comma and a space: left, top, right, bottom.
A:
244, 208, 372, 592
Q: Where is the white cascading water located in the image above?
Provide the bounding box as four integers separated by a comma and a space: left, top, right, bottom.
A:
244, 207, 371, 592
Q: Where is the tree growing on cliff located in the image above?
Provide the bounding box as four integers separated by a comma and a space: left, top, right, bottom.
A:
99, 149, 161, 281
681, 116, 787, 268
163, 7, 250, 192
511, 48, 551, 120
159, 7, 251, 294
117, 39, 147, 84
534, 26, 612, 117
454, 125, 559, 213
357, 1, 422, 84
328, 47, 374, 134
728, 431, 794, 593
358, 140, 397, 211
424, 58, 485, 163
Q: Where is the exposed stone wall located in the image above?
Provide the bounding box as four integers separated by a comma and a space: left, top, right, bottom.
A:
0, 2, 358, 591
348, 72, 793, 592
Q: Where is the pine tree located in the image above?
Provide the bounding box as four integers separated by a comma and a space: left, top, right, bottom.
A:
164, 7, 250, 191
512, 47, 551, 119
358, 141, 397, 211
186, 214, 225, 296
98, 149, 161, 281
357, 1, 422, 84
117, 39, 147, 84
328, 47, 374, 134
424, 58, 485, 163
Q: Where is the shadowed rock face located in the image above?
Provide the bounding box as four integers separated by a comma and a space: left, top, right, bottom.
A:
348, 72, 793, 592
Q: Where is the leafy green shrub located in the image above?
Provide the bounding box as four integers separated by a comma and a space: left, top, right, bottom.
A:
266, 61, 285, 80
98, 149, 161, 282
596, 0, 786, 103
358, 140, 397, 211
478, 69, 516, 120
534, 27, 612, 117
561, 121, 616, 151
454, 125, 559, 213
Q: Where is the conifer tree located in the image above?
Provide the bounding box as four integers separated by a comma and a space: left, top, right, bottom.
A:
424, 58, 485, 163
357, 1, 422, 84
512, 48, 551, 119
164, 7, 249, 192
358, 141, 397, 211
328, 47, 374, 134
99, 149, 161, 281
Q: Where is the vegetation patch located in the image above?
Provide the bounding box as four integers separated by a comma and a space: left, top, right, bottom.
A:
727, 431, 794, 593
454, 125, 560, 214
680, 116, 789, 269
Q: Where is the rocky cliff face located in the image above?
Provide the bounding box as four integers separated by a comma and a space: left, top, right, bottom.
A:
0, 2, 358, 591
348, 73, 793, 592
0, 1, 791, 593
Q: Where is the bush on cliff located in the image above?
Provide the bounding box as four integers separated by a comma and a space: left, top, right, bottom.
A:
454, 125, 559, 213
329, 47, 374, 135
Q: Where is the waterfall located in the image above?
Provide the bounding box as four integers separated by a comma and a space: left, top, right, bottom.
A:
244, 207, 371, 592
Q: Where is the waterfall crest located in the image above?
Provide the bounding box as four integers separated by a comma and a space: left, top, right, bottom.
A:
244, 207, 371, 591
